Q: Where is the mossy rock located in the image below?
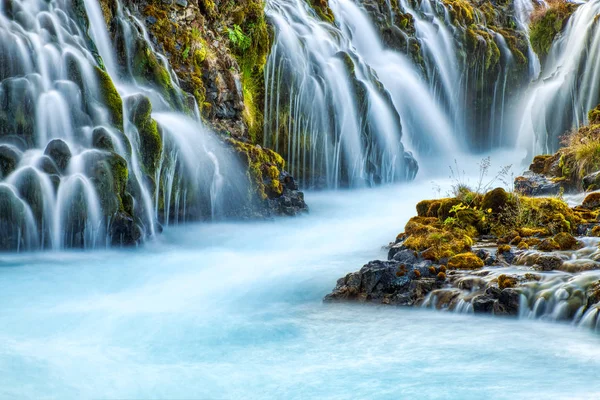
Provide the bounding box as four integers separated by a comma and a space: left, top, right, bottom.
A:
589, 104, 600, 125
530, 155, 553, 174
448, 252, 484, 270
538, 238, 560, 252
498, 274, 518, 290
529, 1, 578, 59
0, 145, 21, 179
307, 0, 335, 23
481, 187, 510, 213
438, 198, 463, 221
126, 95, 163, 176
95, 67, 123, 130
553, 232, 581, 250
416, 199, 441, 217
226, 138, 285, 200
582, 192, 600, 210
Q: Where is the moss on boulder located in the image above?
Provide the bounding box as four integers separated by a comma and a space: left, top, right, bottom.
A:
126, 95, 163, 176
448, 252, 484, 270
95, 67, 123, 129
226, 138, 285, 200
529, 0, 578, 60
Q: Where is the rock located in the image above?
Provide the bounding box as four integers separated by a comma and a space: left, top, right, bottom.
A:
496, 245, 516, 264
582, 192, 600, 210
534, 255, 563, 271
110, 212, 142, 246
538, 238, 560, 252
494, 288, 520, 315
481, 187, 509, 213
324, 260, 442, 306
92, 127, 115, 152
0, 144, 21, 178
553, 232, 582, 250
472, 294, 496, 313
126, 95, 162, 175
530, 155, 553, 174
448, 252, 484, 270
514, 172, 563, 196
35, 156, 59, 176
391, 248, 419, 264
44, 139, 72, 173
498, 274, 518, 290
583, 172, 600, 191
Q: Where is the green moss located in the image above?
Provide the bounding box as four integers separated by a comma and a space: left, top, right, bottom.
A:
589, 104, 600, 125
481, 187, 509, 213
448, 252, 484, 270
538, 238, 560, 252
530, 1, 578, 59
227, 138, 285, 200
95, 66, 123, 130
553, 232, 581, 250
307, 0, 335, 23
443, 0, 475, 26
128, 96, 163, 176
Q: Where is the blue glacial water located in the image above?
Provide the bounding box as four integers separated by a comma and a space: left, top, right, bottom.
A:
1, 161, 600, 399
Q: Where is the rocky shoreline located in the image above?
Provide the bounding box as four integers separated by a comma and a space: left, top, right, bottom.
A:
325, 103, 600, 327
325, 169, 600, 327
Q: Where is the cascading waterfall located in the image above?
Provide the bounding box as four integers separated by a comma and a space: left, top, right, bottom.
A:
517, 0, 600, 156
264, 0, 420, 188
263, 0, 533, 187
0, 0, 250, 251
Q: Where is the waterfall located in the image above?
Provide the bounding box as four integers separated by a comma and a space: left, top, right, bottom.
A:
516, 0, 600, 156
263, 0, 419, 188
0, 0, 251, 251
263, 0, 532, 187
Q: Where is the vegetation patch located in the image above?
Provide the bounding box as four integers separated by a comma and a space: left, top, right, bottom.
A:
529, 0, 578, 59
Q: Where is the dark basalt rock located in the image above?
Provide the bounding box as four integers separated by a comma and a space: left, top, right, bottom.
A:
267, 172, 308, 217
0, 144, 21, 178
92, 127, 115, 152
110, 212, 142, 246
44, 139, 72, 173
324, 260, 441, 305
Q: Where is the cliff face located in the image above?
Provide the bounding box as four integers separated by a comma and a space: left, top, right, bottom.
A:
101, 0, 269, 142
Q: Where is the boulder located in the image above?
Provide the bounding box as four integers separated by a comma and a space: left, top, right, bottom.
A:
44, 139, 72, 173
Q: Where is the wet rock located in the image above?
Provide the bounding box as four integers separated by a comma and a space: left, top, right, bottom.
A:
583, 172, 600, 191
35, 156, 59, 176
92, 127, 115, 152
324, 260, 442, 306
0, 144, 21, 178
514, 172, 563, 196
44, 139, 72, 173
534, 255, 563, 271
494, 288, 520, 316
582, 192, 600, 210
110, 212, 142, 246
392, 248, 419, 264
472, 294, 496, 313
